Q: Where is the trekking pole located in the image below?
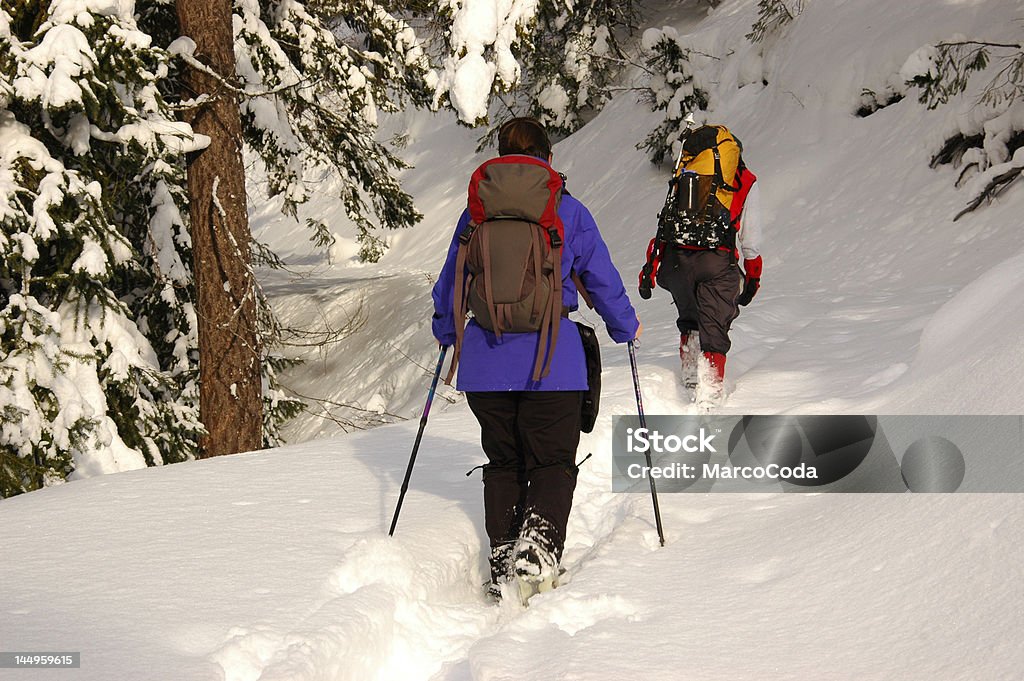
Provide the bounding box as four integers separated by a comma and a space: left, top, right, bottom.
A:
628, 341, 666, 547
389, 345, 449, 537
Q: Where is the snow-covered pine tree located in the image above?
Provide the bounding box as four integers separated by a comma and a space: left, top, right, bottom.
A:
746, 0, 803, 44
209, 0, 435, 262
0, 0, 206, 496
902, 38, 1024, 221
1, 0, 437, 495
527, 0, 639, 135
430, 0, 637, 136
175, 0, 265, 457
636, 27, 710, 165
185, 0, 436, 436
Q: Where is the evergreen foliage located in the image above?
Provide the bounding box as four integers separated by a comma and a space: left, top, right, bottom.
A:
635, 27, 710, 165
527, 0, 639, 136
746, 0, 802, 44
430, 0, 638, 137
0, 0, 437, 495
905, 38, 1024, 221
907, 40, 1024, 110
1, 0, 205, 494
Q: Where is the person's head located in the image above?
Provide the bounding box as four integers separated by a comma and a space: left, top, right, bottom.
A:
498, 117, 552, 160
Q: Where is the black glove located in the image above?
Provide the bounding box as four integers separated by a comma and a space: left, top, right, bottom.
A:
638, 265, 654, 299
638, 239, 661, 300
737, 277, 759, 306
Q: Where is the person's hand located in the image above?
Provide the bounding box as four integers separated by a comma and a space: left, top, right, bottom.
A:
638, 240, 658, 299
737, 256, 762, 307
634, 319, 643, 340
737, 278, 759, 306
638, 267, 653, 299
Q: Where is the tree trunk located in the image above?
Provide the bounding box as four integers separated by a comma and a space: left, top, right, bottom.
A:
176, 0, 263, 456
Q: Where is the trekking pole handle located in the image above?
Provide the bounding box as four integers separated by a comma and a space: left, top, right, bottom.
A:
672, 143, 686, 174
628, 341, 647, 430
662, 139, 688, 209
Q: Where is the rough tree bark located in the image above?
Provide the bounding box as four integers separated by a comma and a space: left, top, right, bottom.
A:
176, 0, 263, 456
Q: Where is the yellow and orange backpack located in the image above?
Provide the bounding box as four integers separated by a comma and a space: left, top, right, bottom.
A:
638, 124, 748, 298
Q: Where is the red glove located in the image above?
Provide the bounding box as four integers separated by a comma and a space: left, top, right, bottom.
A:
638, 238, 660, 299
737, 256, 762, 307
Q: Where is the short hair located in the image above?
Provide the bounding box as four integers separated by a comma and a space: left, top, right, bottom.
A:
498, 117, 551, 159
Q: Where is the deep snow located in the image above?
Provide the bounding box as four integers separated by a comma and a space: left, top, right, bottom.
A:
3, 409, 1024, 680
3, 0, 1024, 679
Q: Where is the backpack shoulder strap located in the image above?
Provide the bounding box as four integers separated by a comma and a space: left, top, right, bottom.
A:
445, 221, 477, 385
571, 269, 593, 309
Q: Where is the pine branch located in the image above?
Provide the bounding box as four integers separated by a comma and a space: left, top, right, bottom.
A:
936, 40, 1022, 50
276, 299, 367, 348
953, 163, 1024, 221
174, 49, 317, 99
271, 382, 407, 433
914, 41, 1024, 109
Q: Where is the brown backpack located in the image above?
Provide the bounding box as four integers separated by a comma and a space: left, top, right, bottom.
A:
446, 156, 566, 384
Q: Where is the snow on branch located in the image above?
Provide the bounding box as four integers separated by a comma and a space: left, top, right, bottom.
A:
171, 40, 313, 100
747, 0, 804, 44
903, 39, 1024, 110
903, 34, 1024, 221
954, 154, 1024, 221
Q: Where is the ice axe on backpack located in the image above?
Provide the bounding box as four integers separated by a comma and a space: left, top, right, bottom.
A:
389, 345, 448, 537
638, 136, 688, 299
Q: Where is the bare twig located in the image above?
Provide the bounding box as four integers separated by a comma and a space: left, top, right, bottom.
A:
279, 382, 405, 421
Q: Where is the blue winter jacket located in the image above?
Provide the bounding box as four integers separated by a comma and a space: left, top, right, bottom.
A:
431, 167, 639, 392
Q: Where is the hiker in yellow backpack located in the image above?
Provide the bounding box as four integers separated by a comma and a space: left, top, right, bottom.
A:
637, 124, 763, 409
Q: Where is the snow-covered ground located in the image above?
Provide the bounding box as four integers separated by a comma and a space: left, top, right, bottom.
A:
3, 0, 1024, 678
3, 410, 1022, 680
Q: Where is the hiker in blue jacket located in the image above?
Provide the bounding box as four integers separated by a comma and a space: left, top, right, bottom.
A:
431, 117, 640, 599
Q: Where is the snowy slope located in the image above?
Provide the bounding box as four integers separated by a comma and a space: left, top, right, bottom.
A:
3, 407, 1023, 681
256, 0, 1024, 444
4, 0, 1024, 679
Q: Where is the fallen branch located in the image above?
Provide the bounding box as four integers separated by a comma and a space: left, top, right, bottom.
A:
954, 163, 1024, 221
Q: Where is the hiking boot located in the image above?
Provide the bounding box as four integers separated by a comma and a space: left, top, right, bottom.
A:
703, 351, 726, 383
513, 538, 558, 581
695, 377, 725, 413
696, 351, 727, 412
513, 512, 561, 584
486, 542, 514, 601
680, 333, 700, 389
512, 537, 560, 605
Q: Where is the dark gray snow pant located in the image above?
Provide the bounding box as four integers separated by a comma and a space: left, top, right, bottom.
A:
656, 247, 741, 354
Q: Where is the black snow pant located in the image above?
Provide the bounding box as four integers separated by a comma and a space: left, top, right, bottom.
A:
656, 247, 741, 355
466, 390, 583, 562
